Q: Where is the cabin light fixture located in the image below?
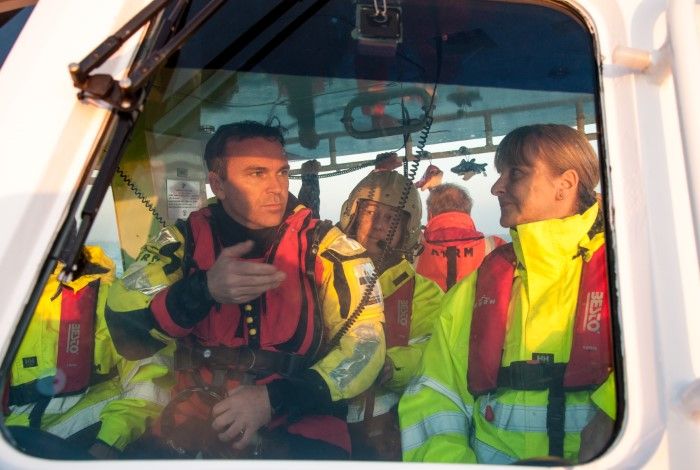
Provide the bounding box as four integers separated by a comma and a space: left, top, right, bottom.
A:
353, 1, 402, 57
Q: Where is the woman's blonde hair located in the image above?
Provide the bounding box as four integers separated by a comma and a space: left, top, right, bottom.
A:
494, 124, 599, 212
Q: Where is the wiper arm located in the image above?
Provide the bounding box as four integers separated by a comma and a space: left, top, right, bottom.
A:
60, 0, 197, 282
60, 0, 330, 281
68, 0, 225, 111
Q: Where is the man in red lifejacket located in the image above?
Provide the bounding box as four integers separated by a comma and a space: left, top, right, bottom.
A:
416, 183, 505, 291
106, 121, 385, 459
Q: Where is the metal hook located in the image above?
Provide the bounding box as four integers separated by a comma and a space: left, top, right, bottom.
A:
372, 0, 388, 23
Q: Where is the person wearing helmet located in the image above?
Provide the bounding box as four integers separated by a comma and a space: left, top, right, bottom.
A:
338, 169, 443, 460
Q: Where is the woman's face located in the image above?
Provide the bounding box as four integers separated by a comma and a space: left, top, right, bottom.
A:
353, 200, 405, 259
491, 156, 574, 228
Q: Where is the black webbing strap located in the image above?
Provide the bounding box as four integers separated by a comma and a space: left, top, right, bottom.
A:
174, 340, 306, 378
497, 361, 567, 457
547, 382, 566, 457
28, 398, 50, 428
445, 246, 458, 290
9, 368, 118, 407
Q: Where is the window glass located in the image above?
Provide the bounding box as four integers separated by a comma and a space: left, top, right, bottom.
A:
2, 0, 617, 465
0, 5, 34, 68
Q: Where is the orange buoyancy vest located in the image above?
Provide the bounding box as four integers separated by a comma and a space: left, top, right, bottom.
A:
8, 280, 100, 409
154, 206, 349, 453
467, 242, 613, 395
183, 206, 322, 353
416, 212, 504, 291
467, 242, 612, 457
383, 275, 415, 349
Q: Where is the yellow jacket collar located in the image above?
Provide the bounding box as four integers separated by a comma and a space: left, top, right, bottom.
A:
511, 203, 602, 276
379, 258, 415, 298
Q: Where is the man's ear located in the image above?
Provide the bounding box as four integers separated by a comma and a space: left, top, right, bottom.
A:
209, 170, 225, 200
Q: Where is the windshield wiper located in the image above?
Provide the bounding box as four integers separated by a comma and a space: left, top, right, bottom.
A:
60, 0, 330, 281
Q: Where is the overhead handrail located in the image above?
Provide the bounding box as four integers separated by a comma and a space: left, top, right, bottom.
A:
668, 0, 700, 260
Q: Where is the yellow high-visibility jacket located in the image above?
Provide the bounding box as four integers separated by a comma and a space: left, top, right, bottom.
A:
347, 259, 442, 422
5, 246, 172, 451
399, 203, 615, 464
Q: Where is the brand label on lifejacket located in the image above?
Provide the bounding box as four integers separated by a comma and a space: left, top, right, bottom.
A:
397, 299, 410, 327
584, 291, 604, 332
67, 323, 81, 353
22, 357, 37, 368
532, 352, 554, 364
476, 295, 496, 308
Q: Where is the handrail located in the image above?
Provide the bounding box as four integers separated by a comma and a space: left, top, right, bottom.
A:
668, 0, 700, 260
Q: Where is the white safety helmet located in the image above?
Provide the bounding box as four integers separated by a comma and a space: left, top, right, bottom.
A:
338, 170, 422, 254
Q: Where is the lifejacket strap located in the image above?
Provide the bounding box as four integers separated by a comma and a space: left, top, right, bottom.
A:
547, 384, 566, 458
174, 341, 306, 378
496, 361, 567, 391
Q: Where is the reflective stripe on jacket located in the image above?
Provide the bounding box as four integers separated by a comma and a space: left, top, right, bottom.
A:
416, 212, 505, 291
6, 246, 171, 451
399, 203, 616, 463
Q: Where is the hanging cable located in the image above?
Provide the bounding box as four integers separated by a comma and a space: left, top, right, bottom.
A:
325, 37, 444, 351
116, 166, 167, 228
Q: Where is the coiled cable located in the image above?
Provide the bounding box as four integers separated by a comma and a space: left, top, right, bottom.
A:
115, 166, 167, 228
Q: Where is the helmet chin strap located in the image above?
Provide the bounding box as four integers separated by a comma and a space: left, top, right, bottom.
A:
377, 239, 413, 257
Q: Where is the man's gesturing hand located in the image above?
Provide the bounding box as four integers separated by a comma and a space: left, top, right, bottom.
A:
206, 241, 286, 304
211, 385, 272, 450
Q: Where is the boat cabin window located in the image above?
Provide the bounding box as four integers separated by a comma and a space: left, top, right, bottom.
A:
1, 0, 619, 465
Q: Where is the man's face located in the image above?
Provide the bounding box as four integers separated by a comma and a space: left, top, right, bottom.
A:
354, 200, 406, 259
209, 137, 290, 229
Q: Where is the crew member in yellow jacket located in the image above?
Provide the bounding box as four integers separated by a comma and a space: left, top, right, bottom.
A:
338, 169, 443, 460
399, 124, 615, 464
5, 245, 172, 459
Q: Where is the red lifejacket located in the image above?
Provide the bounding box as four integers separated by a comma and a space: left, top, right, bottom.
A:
467, 243, 613, 396
155, 206, 349, 453
184, 206, 321, 353
7, 280, 100, 410
383, 274, 415, 348
416, 212, 504, 291
56, 281, 99, 395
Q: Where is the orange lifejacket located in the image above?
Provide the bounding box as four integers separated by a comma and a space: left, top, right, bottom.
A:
416, 212, 504, 291
6, 281, 99, 419
466, 242, 612, 457
383, 275, 415, 349
153, 206, 349, 454
467, 243, 613, 395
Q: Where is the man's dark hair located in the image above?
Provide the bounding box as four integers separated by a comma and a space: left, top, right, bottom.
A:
203, 121, 286, 175
426, 183, 473, 218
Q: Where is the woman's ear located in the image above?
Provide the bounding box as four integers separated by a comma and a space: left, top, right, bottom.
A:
559, 169, 580, 198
